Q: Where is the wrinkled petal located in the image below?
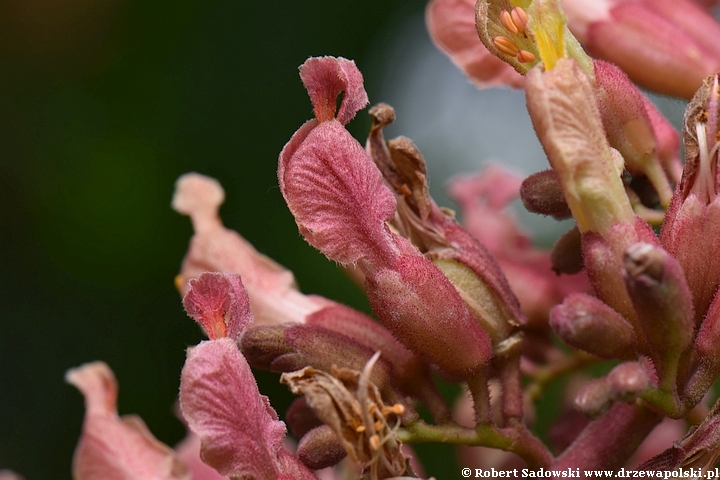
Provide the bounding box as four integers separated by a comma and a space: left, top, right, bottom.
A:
300, 56, 368, 125
426, 0, 524, 89
182, 272, 252, 341
179, 338, 315, 479
65, 362, 190, 480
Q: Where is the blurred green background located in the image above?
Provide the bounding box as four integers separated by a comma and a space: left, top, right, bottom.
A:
0, 0, 450, 477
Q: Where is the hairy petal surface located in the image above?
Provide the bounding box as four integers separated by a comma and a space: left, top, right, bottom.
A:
182, 272, 252, 342
179, 338, 315, 479
299, 56, 368, 125
65, 362, 190, 480
281, 121, 398, 267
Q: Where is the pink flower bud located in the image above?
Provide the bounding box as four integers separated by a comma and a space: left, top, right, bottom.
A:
550, 293, 636, 360
296, 425, 347, 470
623, 243, 695, 371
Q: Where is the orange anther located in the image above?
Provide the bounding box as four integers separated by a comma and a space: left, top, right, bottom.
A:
517, 50, 537, 63
492, 36, 519, 57
511, 6, 529, 35
500, 9, 519, 35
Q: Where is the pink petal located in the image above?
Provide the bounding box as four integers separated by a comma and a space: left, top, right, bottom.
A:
299, 56, 368, 125
426, 0, 525, 89
174, 434, 226, 480
65, 362, 190, 480
173, 174, 326, 327
179, 339, 315, 479
280, 120, 398, 267
182, 272, 252, 342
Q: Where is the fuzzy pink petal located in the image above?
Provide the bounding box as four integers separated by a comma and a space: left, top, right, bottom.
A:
173, 173, 327, 327
179, 338, 312, 479
299, 57, 368, 125
65, 362, 190, 480
182, 272, 252, 341
426, 0, 524, 89
280, 121, 398, 267
174, 434, 227, 480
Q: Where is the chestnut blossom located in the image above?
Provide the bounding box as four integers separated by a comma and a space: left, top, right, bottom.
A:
65, 362, 190, 480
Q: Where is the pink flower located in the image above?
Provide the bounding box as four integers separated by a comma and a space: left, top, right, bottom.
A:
179, 272, 316, 479
278, 56, 493, 379
65, 362, 191, 480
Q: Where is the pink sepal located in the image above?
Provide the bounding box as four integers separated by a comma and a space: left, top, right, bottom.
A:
65, 362, 191, 480
299, 56, 368, 125
182, 272, 252, 342
425, 0, 524, 89
179, 338, 316, 479
366, 253, 493, 378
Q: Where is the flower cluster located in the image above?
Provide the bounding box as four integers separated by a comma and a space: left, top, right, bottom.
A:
21, 0, 720, 479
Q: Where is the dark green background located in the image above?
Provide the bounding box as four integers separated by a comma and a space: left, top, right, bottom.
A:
0, 0, 465, 478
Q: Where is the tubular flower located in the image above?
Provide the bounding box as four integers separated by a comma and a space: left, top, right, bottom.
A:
179, 272, 316, 479
278, 56, 494, 379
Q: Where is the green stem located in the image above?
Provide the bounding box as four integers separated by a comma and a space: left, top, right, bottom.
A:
398, 420, 553, 469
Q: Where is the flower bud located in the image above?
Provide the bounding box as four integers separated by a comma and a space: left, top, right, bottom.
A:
285, 397, 322, 439
606, 362, 651, 401
520, 169, 572, 219
575, 377, 612, 417
239, 325, 293, 370
550, 293, 636, 360
551, 226, 584, 275
296, 425, 347, 470
623, 243, 695, 369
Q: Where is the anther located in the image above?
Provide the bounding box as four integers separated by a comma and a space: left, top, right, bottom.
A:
500, 10, 519, 35
493, 36, 520, 57
517, 50, 537, 63
510, 7, 529, 36
355, 424, 366, 433
369, 434, 381, 451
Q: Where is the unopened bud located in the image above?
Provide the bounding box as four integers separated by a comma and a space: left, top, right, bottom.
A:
520, 169, 571, 219
623, 243, 695, 367
575, 377, 612, 417
286, 397, 322, 439
606, 362, 651, 401
239, 325, 293, 370
551, 226, 583, 275
297, 425, 347, 470
550, 293, 636, 360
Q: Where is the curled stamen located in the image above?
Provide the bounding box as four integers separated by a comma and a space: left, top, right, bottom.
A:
510, 7, 529, 36
500, 10, 519, 35
493, 36, 520, 57
517, 50, 537, 63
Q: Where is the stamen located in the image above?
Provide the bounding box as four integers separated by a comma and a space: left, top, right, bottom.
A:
493, 36, 520, 57
369, 434, 381, 451
517, 50, 537, 63
355, 424, 366, 433
510, 7, 529, 36
500, 10, 519, 35
694, 121, 715, 202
